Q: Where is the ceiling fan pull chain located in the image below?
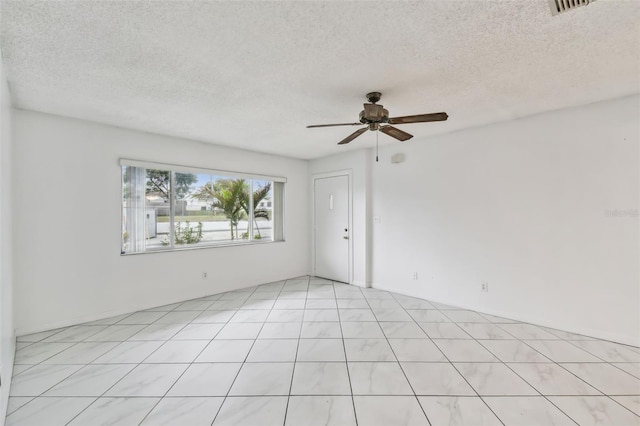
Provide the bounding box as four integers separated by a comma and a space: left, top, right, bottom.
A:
376, 131, 379, 162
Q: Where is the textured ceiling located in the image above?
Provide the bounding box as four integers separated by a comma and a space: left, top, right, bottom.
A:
1, 1, 639, 159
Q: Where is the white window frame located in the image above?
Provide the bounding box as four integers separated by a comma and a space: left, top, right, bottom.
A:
120, 159, 286, 255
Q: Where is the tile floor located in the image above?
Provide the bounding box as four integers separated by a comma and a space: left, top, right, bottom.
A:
6, 276, 640, 426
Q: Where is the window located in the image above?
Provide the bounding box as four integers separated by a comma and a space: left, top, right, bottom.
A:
121, 160, 285, 254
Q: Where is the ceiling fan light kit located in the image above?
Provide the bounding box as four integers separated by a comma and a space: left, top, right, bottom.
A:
307, 92, 449, 148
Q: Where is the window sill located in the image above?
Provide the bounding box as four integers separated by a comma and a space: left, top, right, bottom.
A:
120, 239, 285, 256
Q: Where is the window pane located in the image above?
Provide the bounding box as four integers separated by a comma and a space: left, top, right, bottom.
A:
273, 181, 284, 242
145, 169, 171, 250
253, 179, 273, 241
122, 166, 171, 253
123, 165, 147, 253
121, 166, 129, 253
191, 175, 252, 244
174, 172, 204, 246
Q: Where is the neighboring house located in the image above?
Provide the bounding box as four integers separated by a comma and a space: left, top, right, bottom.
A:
184, 194, 210, 212
146, 194, 170, 217
257, 195, 272, 210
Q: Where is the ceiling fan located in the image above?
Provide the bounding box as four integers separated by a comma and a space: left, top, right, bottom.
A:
307, 92, 448, 145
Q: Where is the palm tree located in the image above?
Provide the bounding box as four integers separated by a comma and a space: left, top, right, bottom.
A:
241, 182, 272, 238
192, 179, 247, 240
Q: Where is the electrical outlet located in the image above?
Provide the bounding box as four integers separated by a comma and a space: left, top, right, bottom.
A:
412, 272, 418, 280
481, 281, 488, 292
202, 272, 208, 280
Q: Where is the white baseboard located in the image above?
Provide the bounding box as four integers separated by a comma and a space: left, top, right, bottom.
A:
350, 280, 369, 288
371, 282, 639, 348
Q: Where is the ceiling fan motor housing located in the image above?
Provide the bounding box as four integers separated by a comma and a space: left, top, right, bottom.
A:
359, 105, 389, 125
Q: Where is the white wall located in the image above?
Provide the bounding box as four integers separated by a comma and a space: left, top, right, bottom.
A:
370, 95, 639, 346
12, 110, 309, 335
0, 53, 14, 423
309, 149, 372, 287
10, 95, 640, 348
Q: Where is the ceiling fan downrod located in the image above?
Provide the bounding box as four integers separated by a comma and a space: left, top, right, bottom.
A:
366, 92, 382, 104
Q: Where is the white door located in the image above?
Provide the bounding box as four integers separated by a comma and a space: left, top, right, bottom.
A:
314, 175, 350, 283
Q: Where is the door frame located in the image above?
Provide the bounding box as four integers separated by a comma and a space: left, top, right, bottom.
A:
311, 170, 353, 284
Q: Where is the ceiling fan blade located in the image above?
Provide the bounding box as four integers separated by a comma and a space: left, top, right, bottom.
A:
307, 122, 362, 128
388, 112, 448, 125
379, 125, 413, 142
338, 128, 368, 145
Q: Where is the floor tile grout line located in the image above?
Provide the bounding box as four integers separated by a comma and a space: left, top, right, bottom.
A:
429, 303, 626, 424
12, 362, 86, 400
58, 395, 100, 426
438, 310, 585, 425
473, 342, 581, 424
19, 323, 115, 347
11, 392, 639, 398
335, 280, 359, 426
208, 282, 266, 425
512, 338, 640, 418
493, 322, 609, 362
19, 340, 119, 370
89, 298, 186, 342
30, 359, 636, 366
609, 363, 640, 380
62, 318, 208, 424
133, 322, 230, 424
10, 360, 101, 422
205, 280, 268, 425
363, 290, 434, 426
62, 283, 257, 426
5, 397, 36, 417
485, 321, 640, 417
561, 334, 637, 363
210, 276, 292, 426
19, 282, 331, 416
22, 342, 139, 398
16, 327, 68, 344
282, 275, 310, 426
138, 290, 260, 426
412, 296, 543, 423
463, 318, 602, 424
204, 280, 280, 426
115, 310, 171, 327
540, 326, 640, 351
387, 291, 507, 426
41, 325, 114, 344
15, 330, 105, 368
10, 277, 640, 425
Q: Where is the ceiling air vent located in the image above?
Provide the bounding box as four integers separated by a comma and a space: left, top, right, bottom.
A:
549, 0, 596, 15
